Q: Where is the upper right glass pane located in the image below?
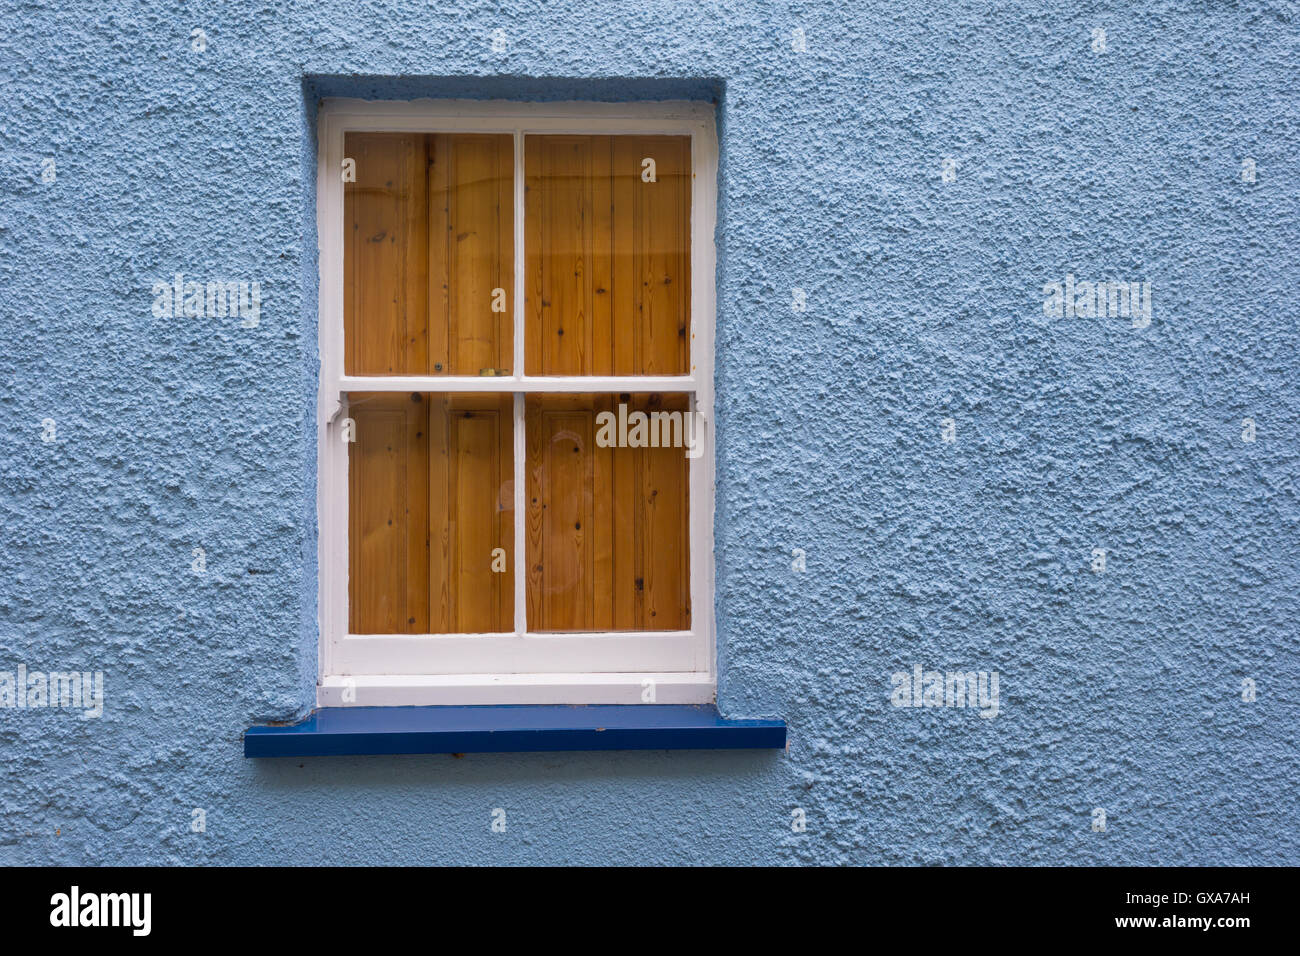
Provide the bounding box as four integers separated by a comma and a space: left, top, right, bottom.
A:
525, 135, 692, 376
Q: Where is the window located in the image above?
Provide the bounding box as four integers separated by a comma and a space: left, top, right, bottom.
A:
316, 100, 717, 706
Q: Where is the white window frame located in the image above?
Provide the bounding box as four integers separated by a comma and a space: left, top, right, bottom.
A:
315, 98, 717, 707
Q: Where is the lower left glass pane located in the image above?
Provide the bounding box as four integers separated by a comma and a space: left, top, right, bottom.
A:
347, 392, 514, 634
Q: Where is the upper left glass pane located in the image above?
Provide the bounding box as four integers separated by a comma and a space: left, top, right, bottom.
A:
344, 132, 514, 376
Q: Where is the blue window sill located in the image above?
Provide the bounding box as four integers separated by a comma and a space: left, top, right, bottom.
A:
244, 705, 786, 757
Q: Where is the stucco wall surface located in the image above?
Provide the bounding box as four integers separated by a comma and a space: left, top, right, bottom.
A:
1, 0, 1297, 865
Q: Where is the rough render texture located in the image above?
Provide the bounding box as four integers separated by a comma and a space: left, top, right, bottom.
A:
1, 0, 1297, 865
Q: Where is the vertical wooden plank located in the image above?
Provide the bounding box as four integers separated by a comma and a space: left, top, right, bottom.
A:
610, 138, 639, 376
409, 397, 431, 632
348, 393, 430, 633
526, 136, 592, 375
427, 393, 513, 632
527, 396, 603, 631
349, 399, 399, 632
547, 409, 592, 629
525, 396, 545, 627
524, 138, 545, 376
405, 396, 431, 632
495, 393, 515, 631
590, 138, 614, 376
610, 393, 640, 629
675, 136, 692, 376
444, 395, 462, 627
447, 135, 513, 375
496, 135, 515, 374
405, 139, 430, 376
637, 136, 690, 375
640, 393, 690, 630
591, 394, 615, 630
427, 134, 450, 376
555, 137, 590, 375
451, 408, 499, 631
428, 393, 451, 633
344, 133, 429, 375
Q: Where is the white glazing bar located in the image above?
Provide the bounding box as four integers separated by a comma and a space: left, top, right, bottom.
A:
513, 392, 526, 636
339, 375, 696, 393
512, 129, 528, 637
514, 127, 525, 381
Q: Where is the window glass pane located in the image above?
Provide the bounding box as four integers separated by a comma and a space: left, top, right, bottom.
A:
525, 135, 691, 376
344, 133, 514, 376
348, 392, 514, 633
526, 393, 691, 632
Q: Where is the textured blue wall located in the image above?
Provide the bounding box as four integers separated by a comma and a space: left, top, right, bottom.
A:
1, 0, 1297, 865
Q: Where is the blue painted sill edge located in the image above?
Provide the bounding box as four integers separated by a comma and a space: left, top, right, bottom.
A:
244, 705, 787, 757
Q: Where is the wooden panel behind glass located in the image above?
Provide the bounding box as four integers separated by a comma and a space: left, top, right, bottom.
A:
525, 135, 691, 376
345, 132, 513, 376
349, 392, 513, 633
525, 393, 690, 632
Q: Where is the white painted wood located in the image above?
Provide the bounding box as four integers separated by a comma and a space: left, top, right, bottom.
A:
339, 375, 696, 393
511, 131, 528, 639
694, 117, 718, 678
318, 672, 714, 707
315, 98, 718, 706
512, 393, 526, 635
332, 631, 696, 675
317, 106, 350, 685
318, 97, 715, 127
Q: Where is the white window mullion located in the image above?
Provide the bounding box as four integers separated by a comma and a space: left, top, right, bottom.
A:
513, 127, 524, 379
513, 392, 526, 637
512, 128, 528, 638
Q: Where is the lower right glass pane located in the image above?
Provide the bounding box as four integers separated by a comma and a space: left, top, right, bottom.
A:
526, 393, 692, 632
